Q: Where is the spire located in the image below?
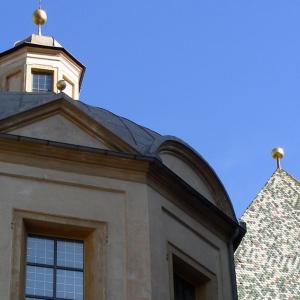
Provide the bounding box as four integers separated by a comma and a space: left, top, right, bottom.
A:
272, 147, 284, 169
32, 0, 47, 36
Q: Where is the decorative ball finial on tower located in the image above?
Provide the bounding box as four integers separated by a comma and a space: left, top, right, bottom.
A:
57, 80, 67, 93
272, 147, 284, 169
33, 1, 47, 36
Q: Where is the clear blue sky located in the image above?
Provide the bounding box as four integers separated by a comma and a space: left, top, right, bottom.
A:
1, 0, 300, 217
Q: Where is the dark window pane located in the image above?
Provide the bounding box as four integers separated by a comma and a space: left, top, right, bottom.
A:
174, 273, 196, 300
57, 240, 84, 269
56, 270, 84, 300
27, 236, 54, 265
25, 266, 53, 297
32, 73, 53, 92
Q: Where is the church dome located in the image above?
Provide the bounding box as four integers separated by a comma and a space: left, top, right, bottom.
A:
0, 91, 237, 220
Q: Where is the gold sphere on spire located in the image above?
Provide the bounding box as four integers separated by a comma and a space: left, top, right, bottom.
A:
33, 8, 47, 26
272, 147, 284, 160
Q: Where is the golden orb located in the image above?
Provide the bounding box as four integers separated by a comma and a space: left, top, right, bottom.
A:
33, 9, 47, 26
57, 80, 67, 92
272, 147, 284, 160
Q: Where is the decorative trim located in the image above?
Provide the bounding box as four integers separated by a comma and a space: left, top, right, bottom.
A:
10, 210, 107, 300
168, 243, 218, 300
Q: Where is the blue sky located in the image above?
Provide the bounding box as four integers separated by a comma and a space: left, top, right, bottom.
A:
1, 0, 300, 217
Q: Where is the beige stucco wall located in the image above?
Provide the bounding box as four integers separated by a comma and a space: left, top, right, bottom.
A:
0, 154, 236, 300
0, 160, 152, 300
0, 50, 27, 92
147, 187, 235, 300
159, 152, 215, 204
8, 114, 109, 149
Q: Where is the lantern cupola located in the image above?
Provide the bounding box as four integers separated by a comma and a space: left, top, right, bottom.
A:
0, 6, 85, 100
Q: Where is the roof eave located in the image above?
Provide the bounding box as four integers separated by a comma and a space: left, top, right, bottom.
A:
0, 132, 241, 235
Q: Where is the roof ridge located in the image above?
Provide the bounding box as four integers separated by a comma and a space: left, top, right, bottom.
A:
136, 123, 158, 141
117, 115, 138, 147
79, 102, 161, 137
241, 168, 300, 219
280, 169, 300, 187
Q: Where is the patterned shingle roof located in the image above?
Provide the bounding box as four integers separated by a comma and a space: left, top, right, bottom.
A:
235, 169, 300, 300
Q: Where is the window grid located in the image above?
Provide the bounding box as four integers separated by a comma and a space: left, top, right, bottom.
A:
32, 73, 53, 93
25, 235, 84, 300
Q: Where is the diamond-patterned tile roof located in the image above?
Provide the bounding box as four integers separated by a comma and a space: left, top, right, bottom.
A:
235, 169, 300, 300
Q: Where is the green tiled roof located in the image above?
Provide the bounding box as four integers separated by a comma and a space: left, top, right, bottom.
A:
235, 169, 300, 300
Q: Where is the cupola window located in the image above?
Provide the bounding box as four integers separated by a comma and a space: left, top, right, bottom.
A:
32, 71, 53, 93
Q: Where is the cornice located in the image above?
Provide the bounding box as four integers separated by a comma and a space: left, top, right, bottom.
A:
0, 132, 243, 242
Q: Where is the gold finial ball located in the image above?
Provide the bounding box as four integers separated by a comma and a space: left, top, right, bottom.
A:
33, 9, 47, 26
57, 80, 67, 92
272, 147, 284, 160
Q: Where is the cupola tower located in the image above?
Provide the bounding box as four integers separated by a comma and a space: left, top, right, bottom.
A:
0, 4, 85, 99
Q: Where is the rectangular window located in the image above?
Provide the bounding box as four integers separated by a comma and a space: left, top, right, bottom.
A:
11, 211, 106, 300
25, 235, 84, 300
169, 245, 218, 300
174, 273, 196, 300
32, 72, 53, 93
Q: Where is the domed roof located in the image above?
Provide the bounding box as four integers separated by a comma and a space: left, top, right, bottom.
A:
0, 91, 237, 220
0, 92, 182, 155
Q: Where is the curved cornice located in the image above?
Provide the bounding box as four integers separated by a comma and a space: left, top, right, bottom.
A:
156, 139, 236, 220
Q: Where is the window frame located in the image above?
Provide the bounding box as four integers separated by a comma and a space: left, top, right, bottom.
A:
173, 272, 197, 300
31, 69, 54, 93
168, 244, 218, 300
25, 234, 85, 300
10, 210, 106, 300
